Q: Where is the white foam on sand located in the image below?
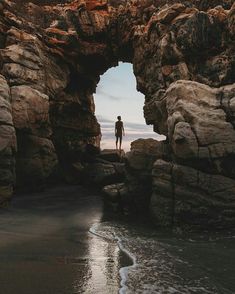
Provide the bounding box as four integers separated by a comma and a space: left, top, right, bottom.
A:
89, 223, 136, 294
116, 235, 137, 294
89, 222, 232, 294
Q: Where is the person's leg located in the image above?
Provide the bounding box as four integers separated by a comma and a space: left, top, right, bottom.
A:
119, 136, 122, 150
116, 136, 118, 149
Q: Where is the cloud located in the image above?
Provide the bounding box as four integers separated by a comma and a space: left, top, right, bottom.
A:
106, 76, 124, 85
124, 122, 153, 132
96, 115, 113, 123
95, 89, 123, 101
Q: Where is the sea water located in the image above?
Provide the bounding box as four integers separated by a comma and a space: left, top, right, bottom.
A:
90, 221, 235, 294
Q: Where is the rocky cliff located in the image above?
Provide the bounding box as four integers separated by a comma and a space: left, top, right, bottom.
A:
0, 0, 235, 228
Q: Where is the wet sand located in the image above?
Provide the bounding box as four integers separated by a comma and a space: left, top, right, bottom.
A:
0, 185, 126, 294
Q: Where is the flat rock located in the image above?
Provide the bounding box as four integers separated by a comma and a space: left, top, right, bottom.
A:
99, 149, 125, 162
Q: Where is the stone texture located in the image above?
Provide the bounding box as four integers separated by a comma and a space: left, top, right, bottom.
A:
0, 75, 16, 206
127, 138, 168, 171
0, 0, 234, 228
84, 161, 125, 186
124, 139, 170, 212
151, 159, 235, 229
11, 86, 51, 137
0, 75, 16, 205
16, 135, 58, 190
99, 149, 125, 162
103, 182, 127, 203
166, 81, 235, 164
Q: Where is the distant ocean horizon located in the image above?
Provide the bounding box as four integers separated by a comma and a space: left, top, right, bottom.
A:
94, 63, 165, 151
99, 132, 166, 151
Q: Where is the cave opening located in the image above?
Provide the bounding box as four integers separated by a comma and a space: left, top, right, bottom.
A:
94, 62, 165, 151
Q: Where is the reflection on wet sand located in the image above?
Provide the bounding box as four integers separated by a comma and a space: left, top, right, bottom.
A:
0, 185, 123, 294
83, 234, 120, 293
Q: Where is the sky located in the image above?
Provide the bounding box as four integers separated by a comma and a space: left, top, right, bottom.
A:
94, 62, 165, 151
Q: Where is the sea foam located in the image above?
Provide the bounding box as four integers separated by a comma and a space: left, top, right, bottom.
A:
90, 222, 233, 294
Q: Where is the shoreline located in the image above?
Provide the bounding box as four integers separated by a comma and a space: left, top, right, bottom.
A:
89, 223, 135, 294
0, 185, 235, 293
89, 220, 235, 294
0, 185, 123, 294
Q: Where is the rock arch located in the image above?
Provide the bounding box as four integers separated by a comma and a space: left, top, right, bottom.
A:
0, 0, 235, 227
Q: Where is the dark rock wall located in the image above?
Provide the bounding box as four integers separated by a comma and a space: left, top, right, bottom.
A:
0, 74, 16, 205
0, 0, 234, 228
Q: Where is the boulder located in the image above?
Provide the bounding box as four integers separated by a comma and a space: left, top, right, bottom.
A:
84, 162, 125, 186
127, 138, 168, 172
151, 159, 235, 229
124, 138, 170, 213
16, 135, 58, 190
165, 80, 235, 175
102, 182, 127, 203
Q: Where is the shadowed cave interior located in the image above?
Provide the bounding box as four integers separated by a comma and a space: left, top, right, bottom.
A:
0, 0, 235, 229
0, 1, 235, 292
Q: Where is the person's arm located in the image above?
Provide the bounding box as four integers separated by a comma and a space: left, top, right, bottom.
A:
122, 123, 125, 136
115, 122, 117, 136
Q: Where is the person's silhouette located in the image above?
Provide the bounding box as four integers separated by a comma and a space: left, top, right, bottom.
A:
115, 116, 125, 150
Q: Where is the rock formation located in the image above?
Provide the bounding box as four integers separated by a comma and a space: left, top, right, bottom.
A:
0, 0, 235, 228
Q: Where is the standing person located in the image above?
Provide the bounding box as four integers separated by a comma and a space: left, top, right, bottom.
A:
115, 116, 125, 150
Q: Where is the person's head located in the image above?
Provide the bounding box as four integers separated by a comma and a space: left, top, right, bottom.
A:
117, 116, 121, 121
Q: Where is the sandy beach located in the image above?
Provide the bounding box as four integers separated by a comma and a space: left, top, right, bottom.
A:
0, 185, 127, 294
